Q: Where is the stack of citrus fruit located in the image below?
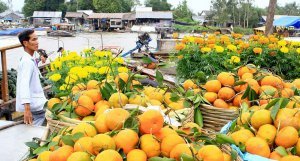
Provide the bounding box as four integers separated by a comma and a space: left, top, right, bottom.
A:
199, 65, 300, 110
29, 109, 237, 161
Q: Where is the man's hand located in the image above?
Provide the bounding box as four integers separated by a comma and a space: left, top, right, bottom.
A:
24, 104, 32, 124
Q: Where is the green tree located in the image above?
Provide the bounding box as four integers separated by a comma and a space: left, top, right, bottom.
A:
275, 2, 300, 15
77, 0, 94, 10
44, 0, 65, 11
93, 0, 134, 12
0, 1, 8, 13
145, 0, 171, 11
66, 0, 77, 12
22, 0, 46, 17
173, 0, 193, 22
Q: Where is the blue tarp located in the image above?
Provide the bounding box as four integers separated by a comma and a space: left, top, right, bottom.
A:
273, 16, 300, 28
0, 27, 46, 36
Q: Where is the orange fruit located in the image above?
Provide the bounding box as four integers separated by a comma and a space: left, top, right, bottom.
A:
140, 134, 161, 158
180, 122, 201, 135
114, 72, 129, 84
279, 155, 300, 161
49, 145, 74, 161
238, 66, 250, 77
127, 149, 147, 161
245, 137, 270, 158
284, 82, 293, 88
128, 94, 148, 107
183, 79, 197, 90
241, 73, 253, 80
161, 134, 185, 157
115, 129, 139, 154
213, 99, 229, 109
280, 88, 294, 98
75, 95, 94, 117
95, 113, 109, 133
72, 122, 97, 137
275, 126, 298, 148
168, 100, 185, 110
170, 144, 194, 161
259, 85, 279, 99
293, 79, 300, 89
164, 92, 173, 104
105, 108, 130, 130
240, 78, 260, 93
275, 108, 300, 130
233, 94, 250, 107
92, 134, 116, 155
237, 112, 251, 125
47, 98, 61, 109
94, 101, 110, 116
217, 72, 235, 86
218, 87, 235, 101
72, 83, 86, 93
74, 137, 94, 154
87, 80, 100, 90
257, 124, 277, 145
67, 152, 92, 161
82, 89, 102, 103
154, 127, 177, 140
197, 145, 224, 161
37, 151, 52, 161
230, 129, 254, 145
95, 150, 122, 161
203, 92, 218, 103
260, 75, 284, 89
269, 151, 282, 160
139, 110, 164, 134
205, 80, 222, 93
108, 92, 128, 108
296, 138, 300, 156
250, 109, 272, 129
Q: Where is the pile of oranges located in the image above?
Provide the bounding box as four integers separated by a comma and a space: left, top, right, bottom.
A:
197, 65, 300, 110
47, 72, 195, 122
28, 109, 234, 161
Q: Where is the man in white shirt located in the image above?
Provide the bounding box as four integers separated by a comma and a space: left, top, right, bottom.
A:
16, 29, 47, 125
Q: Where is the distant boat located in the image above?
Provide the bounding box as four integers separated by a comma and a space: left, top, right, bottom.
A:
48, 30, 75, 37
0, 27, 48, 36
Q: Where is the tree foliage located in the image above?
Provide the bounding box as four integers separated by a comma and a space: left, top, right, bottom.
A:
275, 2, 300, 16
145, 0, 171, 11
22, 0, 46, 17
173, 0, 193, 22
93, 0, 134, 12
0, 1, 8, 13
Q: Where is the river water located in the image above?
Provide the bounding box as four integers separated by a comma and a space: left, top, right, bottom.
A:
0, 32, 158, 70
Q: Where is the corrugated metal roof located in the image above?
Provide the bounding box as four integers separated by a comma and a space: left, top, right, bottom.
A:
88, 13, 128, 19
65, 12, 88, 18
32, 11, 62, 18
122, 13, 135, 20
135, 11, 173, 19
0, 10, 23, 18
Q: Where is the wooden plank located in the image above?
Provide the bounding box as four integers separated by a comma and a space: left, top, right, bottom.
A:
0, 43, 22, 51
1, 50, 9, 102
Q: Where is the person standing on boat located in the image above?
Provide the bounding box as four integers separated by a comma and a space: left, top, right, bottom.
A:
121, 32, 152, 57
16, 29, 47, 125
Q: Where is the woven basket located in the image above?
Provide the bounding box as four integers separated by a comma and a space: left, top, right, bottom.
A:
45, 110, 95, 133
200, 104, 239, 132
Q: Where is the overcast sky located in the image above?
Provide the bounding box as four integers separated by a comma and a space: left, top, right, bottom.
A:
4, 0, 300, 13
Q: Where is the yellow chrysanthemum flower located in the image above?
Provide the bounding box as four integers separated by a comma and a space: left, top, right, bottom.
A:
278, 40, 287, 47
114, 57, 125, 64
118, 67, 129, 73
98, 66, 110, 74
227, 45, 237, 52
65, 74, 78, 84
59, 84, 68, 91
84, 66, 98, 73
280, 47, 289, 53
296, 48, 300, 54
215, 46, 224, 53
230, 56, 240, 63
201, 47, 211, 53
49, 73, 61, 82
76, 70, 88, 79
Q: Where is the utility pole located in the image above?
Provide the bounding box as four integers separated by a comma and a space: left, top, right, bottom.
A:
265, 0, 277, 35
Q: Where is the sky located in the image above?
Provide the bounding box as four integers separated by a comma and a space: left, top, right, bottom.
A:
4, 0, 300, 13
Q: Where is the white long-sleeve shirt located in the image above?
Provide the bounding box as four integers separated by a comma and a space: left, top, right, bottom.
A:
16, 51, 47, 112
